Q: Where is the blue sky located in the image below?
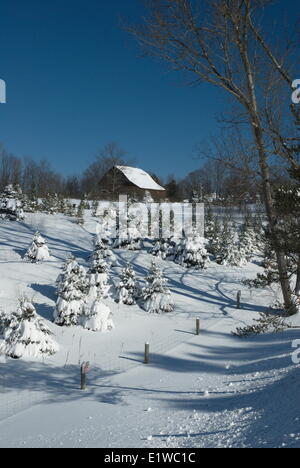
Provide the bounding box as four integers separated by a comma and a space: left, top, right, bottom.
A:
0, 0, 295, 180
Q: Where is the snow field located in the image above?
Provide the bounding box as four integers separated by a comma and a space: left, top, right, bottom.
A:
0, 211, 299, 448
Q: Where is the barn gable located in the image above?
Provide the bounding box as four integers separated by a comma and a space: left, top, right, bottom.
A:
115, 166, 165, 191
99, 166, 166, 201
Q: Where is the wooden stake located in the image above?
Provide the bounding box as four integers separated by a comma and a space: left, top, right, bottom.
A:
80, 368, 87, 390
144, 342, 150, 364
80, 362, 90, 390
196, 317, 200, 335
237, 291, 242, 309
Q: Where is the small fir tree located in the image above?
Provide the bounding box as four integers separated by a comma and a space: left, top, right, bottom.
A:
215, 224, 247, 267
208, 218, 223, 257
175, 231, 209, 269
239, 212, 259, 261
0, 299, 59, 359
204, 205, 215, 240
54, 257, 88, 327
93, 232, 117, 267
205, 207, 223, 257
76, 201, 85, 225
65, 200, 77, 217
92, 200, 99, 217
214, 218, 247, 267
82, 255, 113, 331
142, 261, 174, 314
86, 254, 111, 301
22, 193, 39, 213
116, 263, 139, 305
0, 184, 25, 221
150, 237, 176, 260
82, 291, 115, 332
41, 193, 59, 214
113, 225, 142, 250
24, 232, 51, 263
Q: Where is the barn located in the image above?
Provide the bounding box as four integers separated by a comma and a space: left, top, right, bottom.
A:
99, 165, 166, 201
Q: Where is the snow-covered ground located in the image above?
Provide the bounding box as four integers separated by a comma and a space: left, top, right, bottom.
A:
0, 212, 299, 448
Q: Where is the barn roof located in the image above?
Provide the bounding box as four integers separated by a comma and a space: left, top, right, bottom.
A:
115, 166, 165, 191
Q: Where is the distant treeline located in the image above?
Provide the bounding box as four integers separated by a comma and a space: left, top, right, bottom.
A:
0, 140, 291, 204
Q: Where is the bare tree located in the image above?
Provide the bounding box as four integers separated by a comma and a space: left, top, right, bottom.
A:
128, 0, 299, 314
197, 129, 262, 202
81, 142, 133, 197
0, 144, 23, 189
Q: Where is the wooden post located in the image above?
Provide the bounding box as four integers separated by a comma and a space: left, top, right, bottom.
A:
237, 291, 242, 309
144, 343, 150, 364
196, 317, 200, 335
80, 367, 86, 390
80, 362, 90, 390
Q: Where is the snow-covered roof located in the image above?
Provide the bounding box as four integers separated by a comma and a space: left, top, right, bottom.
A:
115, 166, 165, 191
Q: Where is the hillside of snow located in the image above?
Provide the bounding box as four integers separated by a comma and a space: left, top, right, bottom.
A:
0, 212, 299, 448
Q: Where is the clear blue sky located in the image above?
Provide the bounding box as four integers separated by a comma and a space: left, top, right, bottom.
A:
0, 0, 295, 180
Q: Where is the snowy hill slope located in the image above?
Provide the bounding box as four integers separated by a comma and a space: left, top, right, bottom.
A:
0, 213, 299, 448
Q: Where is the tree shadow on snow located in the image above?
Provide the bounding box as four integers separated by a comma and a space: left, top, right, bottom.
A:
30, 283, 56, 304
167, 274, 268, 316
118, 328, 300, 448
36, 303, 55, 321
0, 361, 123, 407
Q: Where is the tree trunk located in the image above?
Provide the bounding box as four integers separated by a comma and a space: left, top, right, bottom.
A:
237, 19, 296, 315
251, 118, 295, 315
294, 256, 300, 296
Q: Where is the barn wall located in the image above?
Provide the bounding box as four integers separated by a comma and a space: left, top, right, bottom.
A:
98, 167, 165, 201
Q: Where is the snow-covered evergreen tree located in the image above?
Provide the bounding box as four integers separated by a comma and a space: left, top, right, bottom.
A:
207, 218, 222, 257
191, 189, 201, 203
204, 206, 223, 257
215, 220, 247, 267
57, 196, 69, 214
150, 237, 177, 260
239, 212, 259, 260
24, 182, 40, 213
41, 193, 59, 215
175, 231, 209, 269
24, 231, 51, 263
116, 263, 139, 305
113, 206, 143, 250
0, 299, 59, 359
204, 205, 215, 240
216, 237, 248, 267
143, 190, 154, 204
54, 257, 87, 327
142, 262, 174, 314
92, 200, 99, 217
243, 235, 295, 289
86, 254, 111, 301
97, 205, 118, 235
65, 200, 77, 217
22, 193, 39, 213
76, 200, 85, 225
82, 194, 90, 210
82, 293, 115, 332
93, 231, 117, 267
82, 255, 114, 331
0, 309, 8, 338
113, 223, 142, 250
0, 184, 25, 221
